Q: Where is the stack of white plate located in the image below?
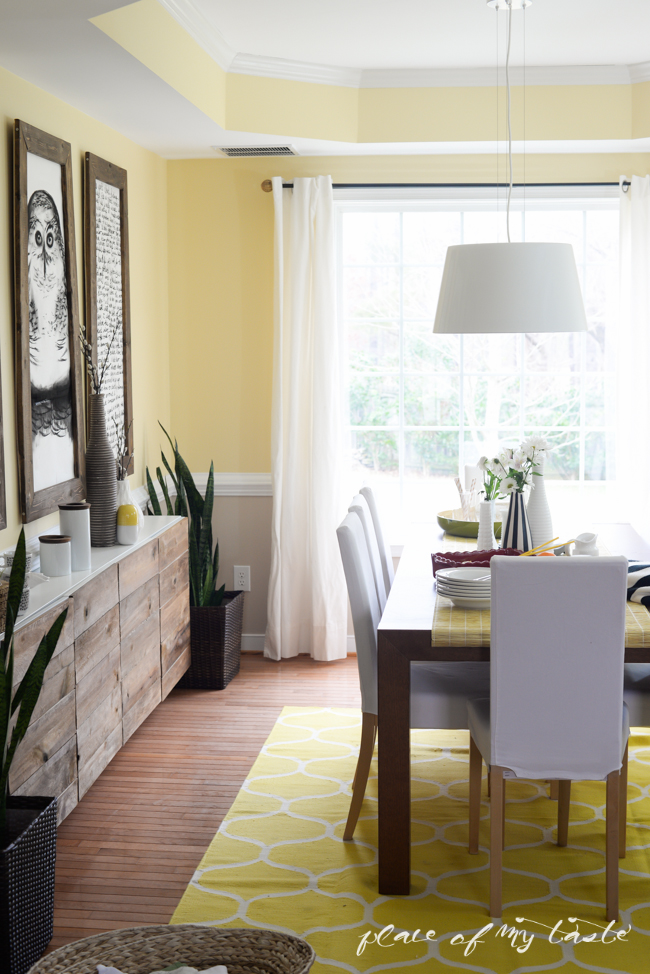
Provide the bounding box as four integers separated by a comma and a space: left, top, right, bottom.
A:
435, 566, 491, 610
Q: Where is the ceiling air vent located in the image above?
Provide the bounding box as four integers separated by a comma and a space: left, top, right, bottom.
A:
213, 145, 298, 158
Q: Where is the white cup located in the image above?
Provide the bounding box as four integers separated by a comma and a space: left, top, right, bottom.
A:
573, 531, 599, 556
59, 502, 92, 571
39, 536, 72, 577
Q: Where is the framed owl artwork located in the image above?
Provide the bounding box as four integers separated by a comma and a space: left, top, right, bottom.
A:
83, 153, 133, 475
13, 120, 85, 522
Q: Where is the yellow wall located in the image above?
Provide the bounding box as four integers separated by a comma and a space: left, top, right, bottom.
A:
166, 151, 650, 472
0, 66, 170, 548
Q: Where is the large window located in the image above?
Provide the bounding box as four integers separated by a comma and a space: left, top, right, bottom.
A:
337, 189, 619, 539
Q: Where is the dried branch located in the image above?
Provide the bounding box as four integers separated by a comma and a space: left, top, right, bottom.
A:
79, 324, 100, 394
113, 417, 134, 480
79, 319, 121, 395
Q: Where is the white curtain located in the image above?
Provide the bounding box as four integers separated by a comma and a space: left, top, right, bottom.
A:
617, 175, 650, 541
264, 176, 348, 661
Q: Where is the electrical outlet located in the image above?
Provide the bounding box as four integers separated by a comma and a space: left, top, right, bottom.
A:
234, 565, 251, 591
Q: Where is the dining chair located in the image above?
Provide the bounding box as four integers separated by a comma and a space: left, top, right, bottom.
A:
467, 554, 629, 921
624, 665, 650, 725
623, 562, 650, 726
349, 493, 387, 611
359, 486, 394, 594
337, 510, 489, 840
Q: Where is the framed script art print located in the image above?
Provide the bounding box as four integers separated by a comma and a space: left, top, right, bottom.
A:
13, 120, 85, 522
0, 361, 6, 531
84, 153, 133, 474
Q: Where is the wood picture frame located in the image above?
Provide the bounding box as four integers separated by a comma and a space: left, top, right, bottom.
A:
83, 153, 133, 475
0, 356, 6, 531
13, 119, 85, 522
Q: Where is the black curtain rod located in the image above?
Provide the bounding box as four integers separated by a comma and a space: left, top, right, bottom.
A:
261, 179, 629, 192
285, 181, 628, 189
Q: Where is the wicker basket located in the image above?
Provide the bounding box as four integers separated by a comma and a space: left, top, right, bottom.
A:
179, 591, 244, 690
2, 796, 57, 974
27, 924, 315, 974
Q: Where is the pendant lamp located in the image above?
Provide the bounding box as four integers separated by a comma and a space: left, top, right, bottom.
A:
433, 0, 587, 335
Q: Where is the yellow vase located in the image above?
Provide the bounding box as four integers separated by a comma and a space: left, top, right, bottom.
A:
117, 503, 139, 545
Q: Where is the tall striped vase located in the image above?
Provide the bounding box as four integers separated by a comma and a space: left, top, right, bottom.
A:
501, 491, 533, 552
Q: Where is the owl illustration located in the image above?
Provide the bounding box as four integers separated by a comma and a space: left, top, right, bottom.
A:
27, 188, 74, 492
28, 189, 70, 401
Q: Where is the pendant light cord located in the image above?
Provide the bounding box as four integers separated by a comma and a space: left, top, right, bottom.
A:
505, 0, 513, 243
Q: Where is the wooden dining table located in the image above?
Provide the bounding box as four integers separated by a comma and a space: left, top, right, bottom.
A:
377, 522, 650, 895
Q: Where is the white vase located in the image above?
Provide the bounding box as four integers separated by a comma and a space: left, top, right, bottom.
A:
476, 499, 496, 551
116, 480, 143, 545
526, 456, 553, 550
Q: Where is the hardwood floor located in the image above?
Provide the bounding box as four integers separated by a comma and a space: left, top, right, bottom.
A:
51, 653, 361, 949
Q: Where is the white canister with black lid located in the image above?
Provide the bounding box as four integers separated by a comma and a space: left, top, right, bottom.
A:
39, 536, 72, 577
58, 502, 92, 571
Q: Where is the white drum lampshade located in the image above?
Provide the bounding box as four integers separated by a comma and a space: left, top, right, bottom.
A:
433, 242, 588, 334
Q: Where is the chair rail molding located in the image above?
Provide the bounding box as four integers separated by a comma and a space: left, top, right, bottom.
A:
134, 472, 272, 508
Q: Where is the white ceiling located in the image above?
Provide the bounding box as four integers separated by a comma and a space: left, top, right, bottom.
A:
0, 0, 649, 158
191, 0, 650, 71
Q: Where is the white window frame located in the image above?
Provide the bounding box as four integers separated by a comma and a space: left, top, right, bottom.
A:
335, 184, 620, 529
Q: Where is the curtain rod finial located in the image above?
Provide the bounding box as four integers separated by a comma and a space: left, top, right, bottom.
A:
261, 179, 273, 193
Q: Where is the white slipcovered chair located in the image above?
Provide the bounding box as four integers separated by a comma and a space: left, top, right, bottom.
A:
360, 486, 394, 594
467, 555, 629, 921
349, 493, 387, 611
337, 511, 489, 840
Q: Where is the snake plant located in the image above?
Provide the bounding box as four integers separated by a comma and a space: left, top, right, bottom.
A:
1, 529, 68, 836
145, 424, 225, 608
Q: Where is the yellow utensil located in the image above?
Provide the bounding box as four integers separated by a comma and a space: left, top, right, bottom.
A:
520, 536, 559, 556
523, 539, 576, 556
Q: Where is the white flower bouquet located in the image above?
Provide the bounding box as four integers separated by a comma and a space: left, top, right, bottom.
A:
477, 436, 548, 498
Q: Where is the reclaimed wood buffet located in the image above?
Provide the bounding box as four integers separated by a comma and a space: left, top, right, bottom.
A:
8, 516, 190, 823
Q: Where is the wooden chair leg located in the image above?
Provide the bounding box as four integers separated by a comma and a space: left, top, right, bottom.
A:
502, 777, 506, 850
619, 743, 628, 859
351, 718, 378, 793
549, 780, 559, 800
606, 769, 620, 922
344, 713, 377, 841
487, 770, 491, 798
557, 780, 571, 846
469, 735, 482, 854
490, 767, 504, 918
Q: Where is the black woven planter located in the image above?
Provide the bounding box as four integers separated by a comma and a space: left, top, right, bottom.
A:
179, 591, 245, 690
1, 796, 57, 974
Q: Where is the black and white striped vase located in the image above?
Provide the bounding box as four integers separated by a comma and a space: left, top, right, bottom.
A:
501, 491, 533, 552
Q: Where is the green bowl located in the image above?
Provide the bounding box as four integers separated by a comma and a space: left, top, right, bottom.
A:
437, 509, 502, 540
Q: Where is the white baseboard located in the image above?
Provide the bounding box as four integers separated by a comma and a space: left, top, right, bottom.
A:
241, 633, 357, 655
241, 633, 266, 653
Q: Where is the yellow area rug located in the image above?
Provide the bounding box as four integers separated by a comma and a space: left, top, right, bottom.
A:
171, 707, 650, 973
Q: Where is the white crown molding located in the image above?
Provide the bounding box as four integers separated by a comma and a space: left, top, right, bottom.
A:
629, 60, 650, 84
156, 0, 235, 71
361, 63, 632, 88
229, 52, 362, 88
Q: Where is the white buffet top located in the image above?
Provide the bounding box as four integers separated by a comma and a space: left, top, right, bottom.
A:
8, 516, 183, 635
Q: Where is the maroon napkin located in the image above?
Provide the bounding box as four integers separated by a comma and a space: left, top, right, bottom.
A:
431, 548, 521, 577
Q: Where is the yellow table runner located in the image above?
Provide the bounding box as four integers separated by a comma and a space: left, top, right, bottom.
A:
431, 535, 650, 648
